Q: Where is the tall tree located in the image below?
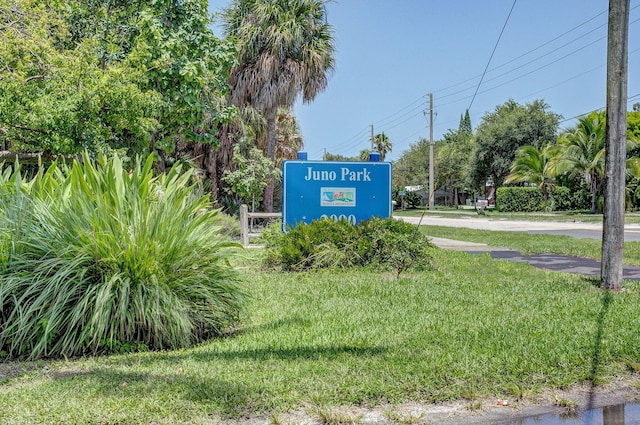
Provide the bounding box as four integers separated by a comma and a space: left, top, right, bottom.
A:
556, 112, 607, 214
373, 132, 392, 160
435, 111, 475, 206
392, 138, 430, 190
470, 99, 560, 192
0, 0, 235, 159
222, 0, 335, 212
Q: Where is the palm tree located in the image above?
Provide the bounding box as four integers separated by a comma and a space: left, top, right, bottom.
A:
505, 144, 558, 202
223, 0, 335, 211
274, 107, 304, 165
626, 157, 640, 209
555, 112, 607, 213
373, 132, 392, 160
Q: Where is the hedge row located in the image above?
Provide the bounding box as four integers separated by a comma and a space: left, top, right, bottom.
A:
496, 186, 591, 212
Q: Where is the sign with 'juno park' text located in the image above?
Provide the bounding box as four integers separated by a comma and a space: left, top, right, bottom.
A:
282, 160, 392, 229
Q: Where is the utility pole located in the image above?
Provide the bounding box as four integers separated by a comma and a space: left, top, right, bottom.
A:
601, 0, 630, 290
428, 93, 435, 210
370, 124, 374, 152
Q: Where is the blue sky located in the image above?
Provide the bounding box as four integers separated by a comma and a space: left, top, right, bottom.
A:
207, 0, 640, 161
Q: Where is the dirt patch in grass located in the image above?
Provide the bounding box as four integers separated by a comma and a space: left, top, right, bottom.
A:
217, 377, 640, 424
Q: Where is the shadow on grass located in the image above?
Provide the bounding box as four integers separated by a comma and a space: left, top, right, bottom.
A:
38, 344, 387, 419
48, 368, 260, 418
188, 344, 389, 361
587, 288, 614, 411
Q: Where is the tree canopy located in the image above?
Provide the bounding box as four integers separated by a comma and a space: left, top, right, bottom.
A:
222, 0, 335, 211
470, 99, 561, 190
0, 0, 235, 158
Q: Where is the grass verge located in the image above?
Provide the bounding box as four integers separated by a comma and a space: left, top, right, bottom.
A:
394, 208, 640, 225
420, 225, 640, 266
2, 248, 640, 424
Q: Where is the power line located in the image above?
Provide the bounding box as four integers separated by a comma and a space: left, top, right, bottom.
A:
468, 0, 517, 111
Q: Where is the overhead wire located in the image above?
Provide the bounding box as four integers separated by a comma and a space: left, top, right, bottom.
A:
467, 0, 517, 111
323, 2, 639, 158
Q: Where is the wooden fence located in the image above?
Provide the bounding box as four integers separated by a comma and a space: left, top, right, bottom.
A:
239, 204, 281, 247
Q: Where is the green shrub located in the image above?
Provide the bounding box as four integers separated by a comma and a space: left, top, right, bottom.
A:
551, 186, 572, 211
0, 153, 246, 360
404, 191, 423, 208
264, 217, 433, 272
496, 186, 543, 212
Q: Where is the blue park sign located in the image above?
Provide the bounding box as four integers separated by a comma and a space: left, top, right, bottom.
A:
282, 160, 392, 229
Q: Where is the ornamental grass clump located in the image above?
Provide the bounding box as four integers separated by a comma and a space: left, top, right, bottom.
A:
0, 153, 246, 360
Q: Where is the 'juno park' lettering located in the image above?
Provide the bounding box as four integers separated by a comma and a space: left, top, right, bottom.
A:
304, 166, 371, 182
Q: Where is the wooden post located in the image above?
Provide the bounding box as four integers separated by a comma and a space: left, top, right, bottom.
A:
601, 0, 630, 290
239, 204, 249, 247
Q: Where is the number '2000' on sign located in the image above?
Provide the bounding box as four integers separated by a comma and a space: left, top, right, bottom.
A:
320, 188, 356, 207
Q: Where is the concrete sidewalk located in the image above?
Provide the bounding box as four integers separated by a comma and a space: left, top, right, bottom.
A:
428, 236, 640, 281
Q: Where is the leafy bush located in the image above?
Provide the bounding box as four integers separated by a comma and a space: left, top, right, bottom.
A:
393, 190, 423, 209
264, 217, 433, 272
497, 186, 591, 212
550, 186, 591, 211
0, 153, 246, 360
404, 191, 423, 208
550, 186, 572, 211
496, 186, 543, 212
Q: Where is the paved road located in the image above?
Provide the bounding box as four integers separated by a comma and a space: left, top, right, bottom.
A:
398, 214, 640, 242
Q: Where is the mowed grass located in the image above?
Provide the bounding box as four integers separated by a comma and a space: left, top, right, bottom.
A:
394, 208, 640, 225
421, 225, 640, 266
2, 248, 640, 424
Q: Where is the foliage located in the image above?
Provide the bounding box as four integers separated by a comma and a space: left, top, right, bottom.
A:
496, 186, 543, 212
0, 0, 235, 157
0, 152, 246, 360
435, 110, 475, 204
5, 247, 640, 422
222, 144, 281, 212
550, 186, 572, 211
392, 138, 430, 190
264, 217, 433, 272
627, 157, 640, 210
470, 99, 561, 191
555, 112, 606, 214
392, 190, 423, 209
373, 132, 392, 160
505, 144, 559, 201
223, 0, 335, 211
324, 152, 359, 161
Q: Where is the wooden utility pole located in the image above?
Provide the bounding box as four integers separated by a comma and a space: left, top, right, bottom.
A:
428, 93, 435, 210
370, 125, 374, 152
601, 0, 630, 290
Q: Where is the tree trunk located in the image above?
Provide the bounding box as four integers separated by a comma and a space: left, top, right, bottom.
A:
263, 109, 277, 212
591, 176, 598, 214
601, 0, 629, 291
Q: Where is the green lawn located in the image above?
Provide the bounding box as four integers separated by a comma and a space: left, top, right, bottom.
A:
394, 207, 640, 225
2, 247, 640, 424
420, 225, 640, 266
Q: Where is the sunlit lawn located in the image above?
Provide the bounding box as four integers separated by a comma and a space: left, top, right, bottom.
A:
2, 248, 640, 424
394, 207, 640, 225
